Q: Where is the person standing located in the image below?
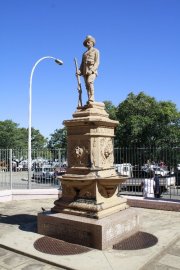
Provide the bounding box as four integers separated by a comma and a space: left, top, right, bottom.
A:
154, 174, 160, 198
141, 170, 155, 198
77, 35, 100, 103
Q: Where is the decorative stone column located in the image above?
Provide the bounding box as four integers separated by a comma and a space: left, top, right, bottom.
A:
51, 102, 129, 218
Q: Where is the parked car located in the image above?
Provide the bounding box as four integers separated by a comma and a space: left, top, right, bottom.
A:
32, 165, 55, 182
54, 164, 67, 176
115, 163, 133, 177
153, 167, 169, 176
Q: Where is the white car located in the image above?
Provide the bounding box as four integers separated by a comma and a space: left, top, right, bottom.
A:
154, 167, 169, 176
115, 163, 133, 177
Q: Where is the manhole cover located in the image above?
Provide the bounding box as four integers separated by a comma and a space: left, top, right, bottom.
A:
34, 236, 92, 255
113, 231, 158, 250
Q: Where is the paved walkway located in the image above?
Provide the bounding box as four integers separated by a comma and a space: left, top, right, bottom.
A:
141, 237, 180, 270
0, 198, 180, 270
0, 247, 64, 270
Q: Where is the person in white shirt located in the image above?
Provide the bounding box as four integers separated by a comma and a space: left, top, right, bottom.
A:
141, 170, 155, 198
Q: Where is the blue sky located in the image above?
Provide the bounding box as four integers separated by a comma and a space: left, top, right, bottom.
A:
1, 0, 180, 138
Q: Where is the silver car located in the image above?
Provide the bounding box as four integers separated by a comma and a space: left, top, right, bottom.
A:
32, 166, 55, 181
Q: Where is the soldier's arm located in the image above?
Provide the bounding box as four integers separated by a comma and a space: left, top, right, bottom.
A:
91, 49, 100, 73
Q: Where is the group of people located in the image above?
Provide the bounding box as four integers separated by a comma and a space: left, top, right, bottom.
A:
141, 170, 160, 199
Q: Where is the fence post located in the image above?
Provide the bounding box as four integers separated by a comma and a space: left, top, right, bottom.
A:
9, 149, 12, 190
58, 149, 61, 165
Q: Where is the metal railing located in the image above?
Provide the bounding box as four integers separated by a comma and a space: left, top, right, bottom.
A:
0, 149, 66, 190
0, 147, 180, 200
114, 147, 180, 200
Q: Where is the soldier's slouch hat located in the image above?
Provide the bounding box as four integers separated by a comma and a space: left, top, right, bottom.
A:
83, 35, 96, 47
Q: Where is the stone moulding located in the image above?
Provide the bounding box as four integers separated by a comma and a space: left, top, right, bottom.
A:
52, 175, 129, 219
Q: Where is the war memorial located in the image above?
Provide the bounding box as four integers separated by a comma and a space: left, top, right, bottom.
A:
37, 35, 139, 250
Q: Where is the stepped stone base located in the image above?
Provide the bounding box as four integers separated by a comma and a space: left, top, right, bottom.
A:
37, 208, 139, 250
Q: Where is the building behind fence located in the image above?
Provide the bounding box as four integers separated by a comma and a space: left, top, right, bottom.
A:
0, 147, 180, 200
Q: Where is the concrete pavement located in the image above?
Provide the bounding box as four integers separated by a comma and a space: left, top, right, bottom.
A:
0, 198, 180, 270
0, 246, 64, 270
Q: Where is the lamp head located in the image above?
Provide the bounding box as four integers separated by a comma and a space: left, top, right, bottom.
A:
55, 59, 63, 65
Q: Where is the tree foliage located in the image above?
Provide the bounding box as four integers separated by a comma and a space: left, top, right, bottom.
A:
31, 128, 47, 149
104, 100, 117, 120
0, 120, 47, 149
0, 120, 19, 148
115, 92, 180, 147
47, 94, 180, 149
48, 127, 67, 149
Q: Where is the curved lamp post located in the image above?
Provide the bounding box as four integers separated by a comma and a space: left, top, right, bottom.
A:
28, 56, 63, 188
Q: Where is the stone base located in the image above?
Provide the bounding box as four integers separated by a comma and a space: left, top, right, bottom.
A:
37, 208, 139, 250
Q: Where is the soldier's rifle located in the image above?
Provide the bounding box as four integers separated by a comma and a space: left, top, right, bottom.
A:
74, 58, 83, 107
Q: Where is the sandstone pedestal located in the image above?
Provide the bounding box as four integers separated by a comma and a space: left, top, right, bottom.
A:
38, 208, 139, 250
37, 102, 139, 249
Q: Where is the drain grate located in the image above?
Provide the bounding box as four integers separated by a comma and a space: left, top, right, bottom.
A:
34, 236, 92, 255
113, 231, 158, 250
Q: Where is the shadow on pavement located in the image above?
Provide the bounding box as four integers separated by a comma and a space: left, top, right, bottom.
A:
0, 214, 37, 233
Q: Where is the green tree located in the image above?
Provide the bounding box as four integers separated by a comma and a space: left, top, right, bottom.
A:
0, 120, 47, 149
48, 127, 67, 149
104, 100, 117, 120
31, 128, 47, 149
0, 120, 19, 148
115, 92, 180, 147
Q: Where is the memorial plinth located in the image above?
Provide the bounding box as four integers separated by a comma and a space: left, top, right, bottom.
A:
38, 102, 139, 249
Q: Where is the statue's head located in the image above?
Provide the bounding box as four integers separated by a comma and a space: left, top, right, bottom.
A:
83, 35, 96, 47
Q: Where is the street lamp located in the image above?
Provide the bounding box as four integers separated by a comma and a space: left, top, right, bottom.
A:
28, 56, 63, 188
